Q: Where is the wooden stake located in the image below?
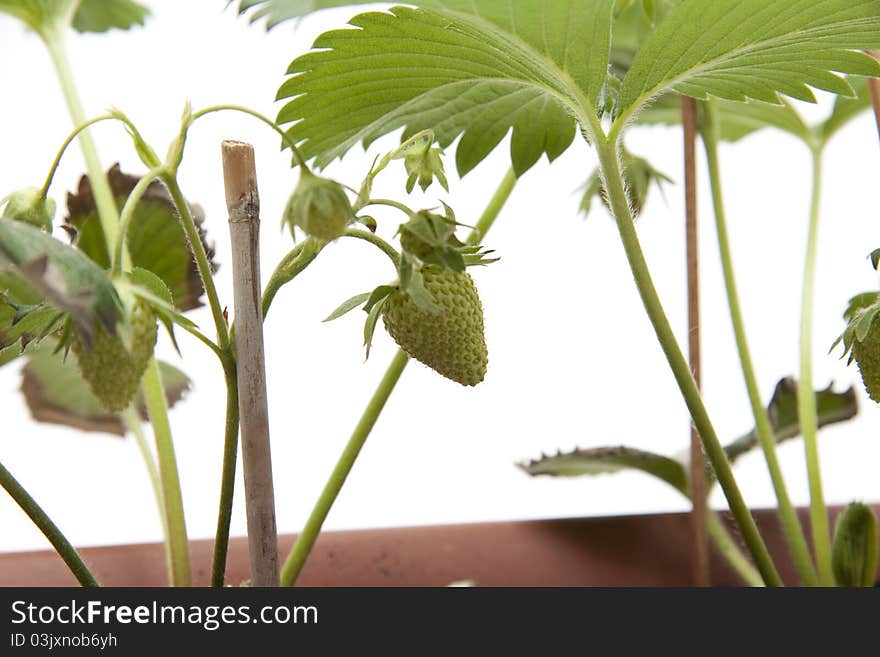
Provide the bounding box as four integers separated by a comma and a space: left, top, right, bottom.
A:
222, 140, 279, 586
682, 97, 710, 586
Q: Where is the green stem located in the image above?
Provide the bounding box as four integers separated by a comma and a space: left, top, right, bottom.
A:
706, 510, 764, 587
280, 350, 410, 586
0, 460, 99, 587
142, 358, 191, 587
702, 103, 818, 586
121, 406, 172, 583
593, 136, 783, 586
39, 114, 116, 198
799, 147, 834, 585
111, 167, 163, 277
189, 104, 308, 170
279, 167, 518, 586
361, 198, 414, 217
161, 173, 229, 351
211, 357, 240, 587
466, 168, 517, 246
262, 238, 324, 320
342, 228, 401, 268
42, 29, 120, 252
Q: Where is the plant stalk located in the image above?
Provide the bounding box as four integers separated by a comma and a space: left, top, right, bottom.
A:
702, 102, 818, 586
593, 136, 783, 586
42, 29, 120, 252
280, 350, 410, 586
706, 511, 764, 587
0, 461, 99, 587
681, 96, 710, 586
211, 358, 240, 587
121, 406, 172, 583
143, 358, 191, 586
161, 174, 229, 351
222, 140, 279, 587
279, 167, 518, 586
798, 147, 834, 585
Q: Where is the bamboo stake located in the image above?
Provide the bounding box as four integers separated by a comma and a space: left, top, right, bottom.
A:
221, 140, 279, 586
682, 96, 710, 586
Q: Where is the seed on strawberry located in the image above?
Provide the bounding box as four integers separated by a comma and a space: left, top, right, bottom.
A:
853, 321, 880, 403
381, 266, 487, 386
71, 301, 158, 412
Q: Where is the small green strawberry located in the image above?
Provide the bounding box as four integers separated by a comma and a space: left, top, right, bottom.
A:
71, 300, 158, 413
832, 502, 878, 587
381, 266, 487, 386
853, 322, 880, 403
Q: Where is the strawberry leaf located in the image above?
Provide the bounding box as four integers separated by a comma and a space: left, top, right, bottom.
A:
65, 165, 216, 312
0, 218, 121, 344
617, 0, 880, 123
21, 343, 190, 436
276, 2, 615, 176
519, 446, 689, 496
72, 0, 150, 33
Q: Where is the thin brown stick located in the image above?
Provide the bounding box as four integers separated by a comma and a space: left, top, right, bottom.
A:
682, 96, 710, 586
222, 140, 279, 587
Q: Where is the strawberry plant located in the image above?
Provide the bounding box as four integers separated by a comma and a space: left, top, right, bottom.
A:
1, 0, 880, 588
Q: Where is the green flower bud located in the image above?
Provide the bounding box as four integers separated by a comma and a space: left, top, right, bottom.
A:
283, 170, 353, 242
2, 188, 55, 230
832, 502, 878, 587
580, 150, 672, 219
404, 146, 448, 194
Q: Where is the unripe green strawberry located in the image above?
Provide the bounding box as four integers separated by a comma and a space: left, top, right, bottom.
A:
71, 301, 158, 413
832, 502, 878, 587
853, 321, 880, 402
382, 266, 487, 386
2, 187, 55, 230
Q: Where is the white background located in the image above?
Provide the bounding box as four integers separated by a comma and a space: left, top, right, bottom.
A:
1, 1, 879, 553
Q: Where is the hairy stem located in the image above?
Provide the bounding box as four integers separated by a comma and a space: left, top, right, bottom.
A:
39, 114, 116, 198
211, 358, 239, 587
0, 461, 99, 587
798, 147, 834, 585
593, 136, 782, 586
143, 358, 191, 587
262, 239, 324, 320
682, 96, 710, 586
342, 228, 401, 269
111, 167, 162, 277
122, 406, 172, 584
280, 350, 410, 586
702, 103, 818, 586
42, 30, 120, 252
279, 167, 518, 586
161, 174, 228, 351
706, 510, 764, 587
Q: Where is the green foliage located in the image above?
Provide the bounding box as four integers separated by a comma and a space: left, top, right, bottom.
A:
72, 0, 150, 33
0, 0, 77, 34
235, 0, 369, 28
65, 165, 215, 311
618, 0, 880, 121
276, 2, 615, 176
519, 446, 689, 495
0, 217, 121, 345
521, 378, 859, 495
22, 342, 190, 436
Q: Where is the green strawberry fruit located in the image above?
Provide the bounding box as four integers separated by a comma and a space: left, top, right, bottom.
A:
853, 321, 880, 403
71, 301, 158, 413
382, 266, 487, 386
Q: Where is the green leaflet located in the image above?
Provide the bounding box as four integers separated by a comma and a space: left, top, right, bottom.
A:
21, 343, 190, 436
519, 446, 689, 496
72, 0, 150, 33
0, 219, 120, 341
0, 0, 148, 35
235, 0, 369, 28
617, 0, 880, 122
276, 1, 615, 176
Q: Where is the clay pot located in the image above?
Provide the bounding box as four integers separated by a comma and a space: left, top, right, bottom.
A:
1, 506, 877, 586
